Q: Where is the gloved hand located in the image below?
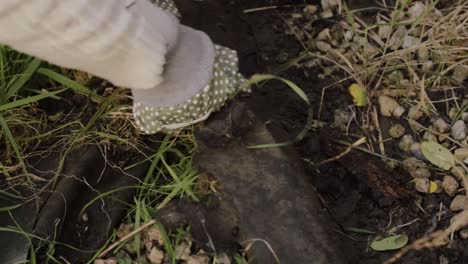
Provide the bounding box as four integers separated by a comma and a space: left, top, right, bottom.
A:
130, 0, 247, 133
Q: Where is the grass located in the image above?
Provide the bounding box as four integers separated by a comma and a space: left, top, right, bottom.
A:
0, 44, 195, 263
0, 41, 245, 263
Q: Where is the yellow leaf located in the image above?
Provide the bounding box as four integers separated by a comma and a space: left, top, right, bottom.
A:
349, 83, 367, 106
428, 181, 439, 193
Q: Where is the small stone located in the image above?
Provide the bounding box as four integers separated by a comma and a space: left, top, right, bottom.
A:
321, 0, 339, 10
443, 175, 459, 196
421, 61, 433, 73
94, 259, 117, 264
317, 28, 330, 41
463, 112, 468, 122
187, 255, 210, 264
333, 109, 352, 131
393, 106, 406, 119
403, 157, 431, 178
402, 35, 421, 49
423, 131, 437, 142
304, 5, 318, 15
147, 247, 164, 264
415, 178, 430, 193
143, 226, 164, 251
379, 95, 400, 117
175, 242, 191, 261
344, 30, 354, 41
433, 118, 449, 133
453, 65, 468, 83
435, 180, 443, 193
408, 2, 426, 19
316, 41, 332, 52
450, 195, 468, 211
410, 143, 425, 160
451, 120, 467, 140
454, 148, 468, 161
438, 133, 450, 143
449, 107, 458, 121
459, 229, 468, 239
216, 253, 232, 264
82, 213, 89, 222
408, 106, 423, 120
452, 166, 466, 179
417, 47, 430, 61
399, 134, 414, 152
389, 124, 405, 138
388, 26, 407, 50
320, 9, 334, 19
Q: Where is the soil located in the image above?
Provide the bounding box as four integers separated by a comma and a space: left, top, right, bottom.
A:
175, 0, 468, 263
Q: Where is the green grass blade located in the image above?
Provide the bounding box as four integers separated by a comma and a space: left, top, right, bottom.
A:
0, 88, 66, 112
3, 58, 41, 102
0, 114, 27, 174
37, 68, 103, 102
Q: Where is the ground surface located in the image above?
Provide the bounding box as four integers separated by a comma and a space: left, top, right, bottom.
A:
177, 0, 467, 263
0, 0, 466, 263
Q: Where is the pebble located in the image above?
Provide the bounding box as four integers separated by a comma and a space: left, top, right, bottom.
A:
316, 41, 332, 52
379, 95, 400, 117
438, 133, 450, 143
417, 47, 430, 61
187, 255, 210, 264
399, 134, 414, 152
451, 120, 467, 140
320, 9, 334, 19
147, 247, 164, 264
303, 5, 318, 15
321, 0, 339, 10
333, 109, 352, 131
443, 175, 459, 196
408, 106, 424, 120
421, 61, 433, 73
389, 124, 406, 138
452, 166, 466, 179
408, 2, 426, 19
216, 253, 232, 264
388, 26, 407, 50
450, 195, 468, 212
402, 35, 421, 49
423, 131, 437, 142
433, 118, 449, 133
415, 178, 430, 193
453, 65, 468, 83
393, 106, 406, 119
317, 28, 330, 41
410, 143, 425, 160
403, 157, 431, 178
344, 30, 354, 41
454, 148, 468, 161
460, 229, 468, 239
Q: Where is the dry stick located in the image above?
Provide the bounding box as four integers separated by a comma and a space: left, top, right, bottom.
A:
371, 106, 386, 158
385, 210, 468, 264
98, 219, 156, 258
308, 137, 367, 166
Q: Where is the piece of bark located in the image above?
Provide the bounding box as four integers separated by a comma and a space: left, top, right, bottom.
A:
320, 128, 417, 202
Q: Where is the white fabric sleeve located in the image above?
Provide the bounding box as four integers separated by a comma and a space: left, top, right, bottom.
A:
0, 0, 179, 90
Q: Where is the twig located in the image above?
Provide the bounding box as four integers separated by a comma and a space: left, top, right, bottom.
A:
98, 219, 156, 258
385, 210, 468, 264
307, 137, 367, 166
243, 4, 307, 14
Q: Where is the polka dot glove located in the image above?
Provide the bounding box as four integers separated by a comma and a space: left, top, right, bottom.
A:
132, 0, 247, 134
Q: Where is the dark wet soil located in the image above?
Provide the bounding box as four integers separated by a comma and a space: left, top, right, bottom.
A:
176, 0, 468, 263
